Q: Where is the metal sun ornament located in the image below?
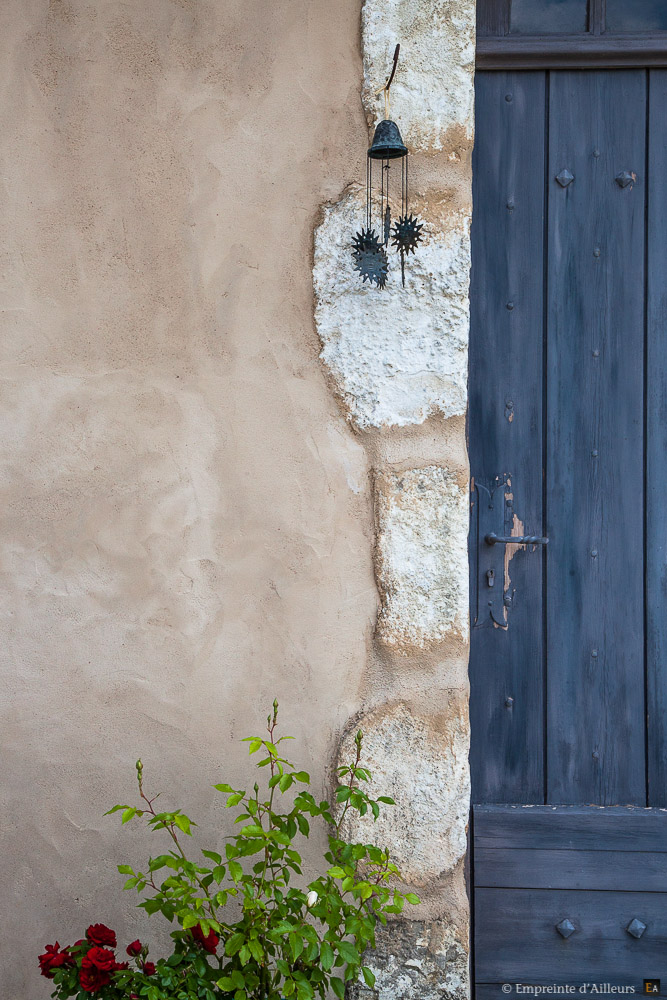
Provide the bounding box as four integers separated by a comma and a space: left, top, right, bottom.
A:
351, 45, 424, 289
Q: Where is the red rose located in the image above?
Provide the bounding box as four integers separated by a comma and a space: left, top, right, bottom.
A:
79, 957, 111, 993
86, 924, 117, 948
191, 924, 219, 954
85, 946, 117, 972
113, 961, 129, 971
143, 961, 156, 975
38, 942, 73, 979
126, 939, 142, 957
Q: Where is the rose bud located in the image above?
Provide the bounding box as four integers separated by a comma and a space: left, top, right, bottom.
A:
306, 890, 319, 908
126, 940, 142, 957
143, 962, 156, 976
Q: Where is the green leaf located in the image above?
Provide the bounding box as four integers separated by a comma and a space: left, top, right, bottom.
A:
296, 814, 310, 836
405, 892, 421, 904
289, 933, 304, 961
214, 783, 234, 793
117, 864, 134, 874
228, 860, 243, 881
226, 932, 245, 956
201, 850, 222, 864
173, 814, 192, 835
217, 978, 234, 992
327, 866, 345, 878
337, 941, 359, 964
330, 977, 345, 999
226, 793, 244, 807
336, 787, 351, 803
248, 738, 262, 754
362, 967, 376, 989
293, 770, 310, 783
247, 938, 264, 961
240, 824, 264, 837
279, 773, 294, 792
377, 796, 395, 804
182, 913, 199, 929
121, 807, 137, 824
320, 941, 334, 971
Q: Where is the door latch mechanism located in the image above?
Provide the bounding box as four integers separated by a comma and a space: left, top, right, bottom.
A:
471, 474, 548, 629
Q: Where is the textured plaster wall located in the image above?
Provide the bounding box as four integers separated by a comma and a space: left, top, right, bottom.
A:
0, 2, 376, 996
313, 0, 475, 996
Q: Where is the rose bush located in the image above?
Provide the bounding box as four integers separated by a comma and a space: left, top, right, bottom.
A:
40, 701, 418, 999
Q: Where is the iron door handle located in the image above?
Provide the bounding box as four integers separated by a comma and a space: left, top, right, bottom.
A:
485, 533, 549, 546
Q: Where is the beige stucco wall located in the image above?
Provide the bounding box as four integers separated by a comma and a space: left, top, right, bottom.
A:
0, 2, 377, 996
0, 1, 475, 998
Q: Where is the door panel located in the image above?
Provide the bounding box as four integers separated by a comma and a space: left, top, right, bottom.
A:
546, 71, 646, 805
646, 70, 667, 806
470, 68, 667, 991
469, 71, 546, 804
475, 887, 667, 987
474, 806, 667, 988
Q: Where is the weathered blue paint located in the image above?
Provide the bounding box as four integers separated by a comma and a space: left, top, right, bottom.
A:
470, 67, 667, 991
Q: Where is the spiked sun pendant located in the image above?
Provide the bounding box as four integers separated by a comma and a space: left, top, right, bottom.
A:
391, 214, 424, 256
391, 213, 424, 286
352, 228, 388, 288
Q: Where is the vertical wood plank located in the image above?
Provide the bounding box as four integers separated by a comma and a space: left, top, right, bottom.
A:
469, 72, 546, 803
546, 71, 646, 805
646, 70, 667, 807
476, 0, 511, 36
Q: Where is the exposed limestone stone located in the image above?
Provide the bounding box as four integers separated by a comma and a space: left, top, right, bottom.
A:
374, 465, 469, 650
361, 0, 475, 151
313, 190, 470, 431
347, 920, 469, 1000
337, 701, 470, 887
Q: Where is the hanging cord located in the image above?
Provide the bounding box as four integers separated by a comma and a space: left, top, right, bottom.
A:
375, 44, 400, 120
380, 154, 385, 238
366, 155, 372, 231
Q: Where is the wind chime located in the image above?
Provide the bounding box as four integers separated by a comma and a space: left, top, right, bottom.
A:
352, 44, 424, 290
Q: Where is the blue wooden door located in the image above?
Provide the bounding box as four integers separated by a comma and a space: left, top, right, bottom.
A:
469, 69, 667, 990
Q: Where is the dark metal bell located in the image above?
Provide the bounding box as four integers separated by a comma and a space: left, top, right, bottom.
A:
368, 119, 408, 160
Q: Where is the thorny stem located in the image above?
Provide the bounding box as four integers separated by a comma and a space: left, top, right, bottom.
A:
136, 770, 220, 925
335, 731, 363, 836
256, 700, 280, 1000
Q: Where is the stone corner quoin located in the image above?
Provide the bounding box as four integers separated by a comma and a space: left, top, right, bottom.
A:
375, 465, 470, 651
312, 0, 475, 434
312, 0, 475, 995
313, 190, 470, 433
